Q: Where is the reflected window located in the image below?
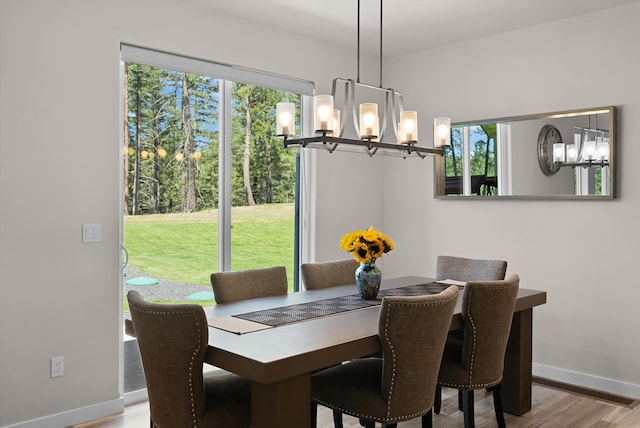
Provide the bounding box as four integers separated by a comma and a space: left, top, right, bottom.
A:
445, 124, 499, 195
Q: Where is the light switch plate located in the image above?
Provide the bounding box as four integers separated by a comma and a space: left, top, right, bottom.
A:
82, 224, 102, 243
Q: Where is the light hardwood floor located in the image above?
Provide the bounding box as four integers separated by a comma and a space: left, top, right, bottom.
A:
71, 382, 640, 428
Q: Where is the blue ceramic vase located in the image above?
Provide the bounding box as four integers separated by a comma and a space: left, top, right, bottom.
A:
355, 261, 382, 300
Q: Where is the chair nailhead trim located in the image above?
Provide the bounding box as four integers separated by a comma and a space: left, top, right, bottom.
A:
381, 299, 453, 421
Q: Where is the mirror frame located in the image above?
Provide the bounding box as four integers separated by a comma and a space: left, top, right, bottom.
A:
434, 106, 617, 200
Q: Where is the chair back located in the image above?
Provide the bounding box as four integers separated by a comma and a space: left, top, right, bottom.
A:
461, 274, 520, 384
436, 255, 507, 282
378, 285, 459, 419
301, 259, 359, 290
127, 290, 209, 427
210, 266, 288, 304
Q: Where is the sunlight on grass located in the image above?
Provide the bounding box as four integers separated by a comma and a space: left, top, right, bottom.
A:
124, 203, 295, 288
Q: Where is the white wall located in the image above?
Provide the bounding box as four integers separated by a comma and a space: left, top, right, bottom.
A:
381, 3, 640, 399
0, 0, 375, 426
1, 0, 639, 426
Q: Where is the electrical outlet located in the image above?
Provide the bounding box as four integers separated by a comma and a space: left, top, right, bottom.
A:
51, 356, 64, 378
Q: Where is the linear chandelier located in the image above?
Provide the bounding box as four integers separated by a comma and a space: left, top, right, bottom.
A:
538, 113, 610, 176
276, 0, 450, 159
553, 127, 610, 168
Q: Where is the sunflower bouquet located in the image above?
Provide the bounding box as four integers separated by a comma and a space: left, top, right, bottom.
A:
340, 226, 394, 264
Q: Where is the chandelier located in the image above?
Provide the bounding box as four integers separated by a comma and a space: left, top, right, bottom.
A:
276, 0, 450, 159
537, 111, 611, 176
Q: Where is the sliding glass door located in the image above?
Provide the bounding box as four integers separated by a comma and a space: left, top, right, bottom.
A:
119, 45, 311, 397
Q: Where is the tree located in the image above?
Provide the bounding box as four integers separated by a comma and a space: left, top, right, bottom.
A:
231, 83, 298, 206
123, 66, 130, 215
179, 75, 197, 212
124, 64, 296, 213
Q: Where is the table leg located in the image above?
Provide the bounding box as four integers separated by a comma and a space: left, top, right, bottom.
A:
502, 308, 533, 415
251, 373, 311, 428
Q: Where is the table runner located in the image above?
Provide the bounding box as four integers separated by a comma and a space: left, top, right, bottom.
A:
233, 282, 457, 327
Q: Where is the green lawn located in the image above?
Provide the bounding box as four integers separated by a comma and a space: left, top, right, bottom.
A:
124, 203, 295, 300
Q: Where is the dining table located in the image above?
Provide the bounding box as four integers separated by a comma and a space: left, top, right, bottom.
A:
193, 275, 547, 428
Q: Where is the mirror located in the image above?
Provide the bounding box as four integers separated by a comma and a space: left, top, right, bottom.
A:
434, 106, 617, 199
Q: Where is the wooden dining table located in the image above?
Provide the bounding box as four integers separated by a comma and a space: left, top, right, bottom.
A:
196, 276, 547, 428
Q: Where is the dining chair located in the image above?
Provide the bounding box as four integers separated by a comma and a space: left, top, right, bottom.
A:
301, 258, 362, 426
435, 254, 508, 349
436, 255, 507, 282
434, 274, 520, 428
210, 265, 288, 304
301, 258, 359, 290
127, 290, 251, 428
310, 285, 460, 428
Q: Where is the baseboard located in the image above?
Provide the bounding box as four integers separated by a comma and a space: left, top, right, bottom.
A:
2, 398, 124, 428
533, 363, 640, 401
123, 388, 148, 406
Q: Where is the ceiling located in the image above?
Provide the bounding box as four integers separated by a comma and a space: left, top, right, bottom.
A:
181, 0, 640, 56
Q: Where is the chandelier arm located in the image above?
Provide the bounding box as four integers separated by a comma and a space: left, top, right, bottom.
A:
389, 89, 400, 141
343, 79, 353, 137
396, 91, 404, 112
379, 89, 390, 141
349, 79, 360, 137
332, 77, 346, 137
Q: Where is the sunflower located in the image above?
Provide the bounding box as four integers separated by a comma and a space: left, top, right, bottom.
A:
340, 226, 394, 264
353, 242, 372, 263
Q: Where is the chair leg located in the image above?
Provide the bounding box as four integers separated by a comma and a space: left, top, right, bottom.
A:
461, 390, 475, 428
332, 409, 344, 428
363, 421, 375, 428
382, 424, 397, 428
422, 409, 433, 428
491, 384, 506, 428
310, 402, 318, 428
458, 389, 464, 411
434, 384, 442, 414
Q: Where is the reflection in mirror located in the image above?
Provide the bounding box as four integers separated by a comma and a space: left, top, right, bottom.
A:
434, 106, 616, 199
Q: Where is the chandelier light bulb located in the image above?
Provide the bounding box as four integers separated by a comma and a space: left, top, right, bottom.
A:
279, 111, 292, 125
583, 140, 596, 160
399, 111, 418, 143
318, 105, 331, 120
553, 143, 565, 163
363, 113, 375, 126
359, 103, 379, 139
314, 95, 334, 132
276, 102, 296, 136
404, 120, 415, 132
596, 139, 609, 161
433, 117, 451, 147
566, 144, 577, 162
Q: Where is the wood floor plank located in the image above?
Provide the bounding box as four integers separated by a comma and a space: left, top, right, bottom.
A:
68, 383, 640, 428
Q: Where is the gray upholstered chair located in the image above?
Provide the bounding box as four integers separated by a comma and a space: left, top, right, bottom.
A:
301, 258, 359, 290
210, 265, 288, 304
436, 255, 507, 283
301, 258, 360, 426
436, 254, 508, 348
127, 291, 251, 428
310, 286, 460, 428
434, 274, 520, 428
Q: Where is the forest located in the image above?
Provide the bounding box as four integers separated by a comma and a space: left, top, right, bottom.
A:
123, 63, 300, 215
